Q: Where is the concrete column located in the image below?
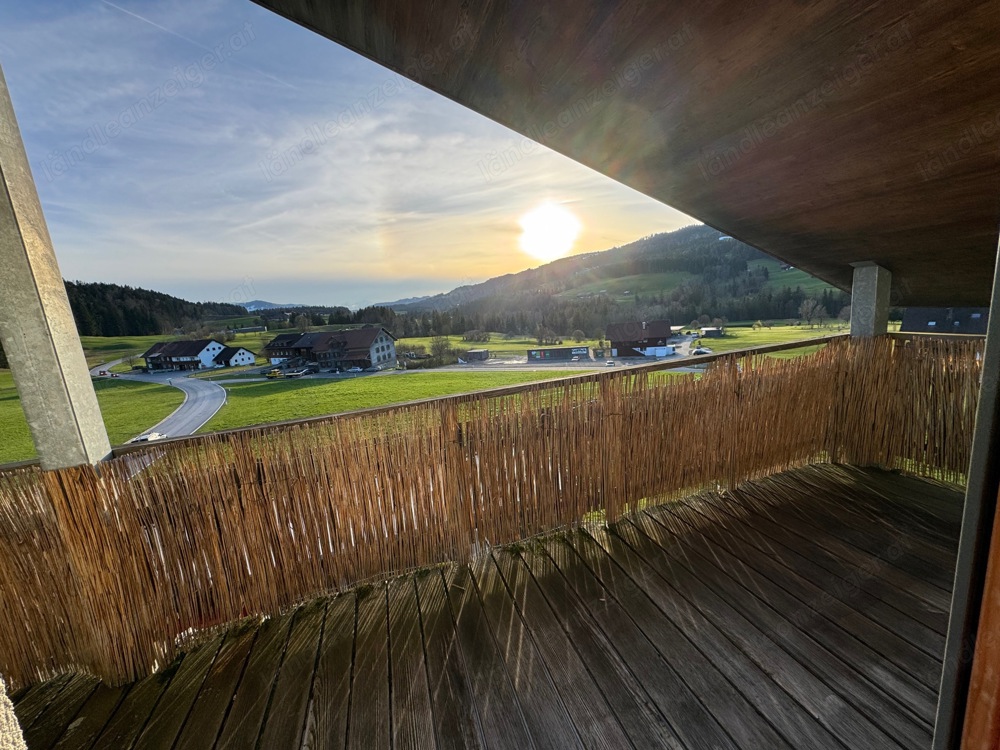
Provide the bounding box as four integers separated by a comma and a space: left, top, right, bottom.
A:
0, 63, 111, 469
849, 262, 891, 337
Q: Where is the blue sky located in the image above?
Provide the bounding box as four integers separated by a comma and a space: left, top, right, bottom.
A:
0, 0, 695, 307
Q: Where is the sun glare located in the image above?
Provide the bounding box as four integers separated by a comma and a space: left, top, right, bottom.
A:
518, 202, 582, 263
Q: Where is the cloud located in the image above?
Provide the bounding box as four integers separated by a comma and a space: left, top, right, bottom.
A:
0, 0, 696, 307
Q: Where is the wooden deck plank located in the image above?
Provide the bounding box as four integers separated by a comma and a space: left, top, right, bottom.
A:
692, 491, 951, 630
130, 635, 224, 750
660, 501, 944, 696
772, 495, 955, 591
169, 624, 258, 750
490, 547, 635, 749
14, 674, 72, 731
444, 564, 536, 750
347, 583, 391, 750
687, 492, 949, 646
573, 528, 813, 750
793, 484, 959, 567
517, 544, 686, 750
22, 675, 98, 750
49, 682, 129, 750
731, 491, 952, 612
829, 469, 963, 544
214, 610, 294, 750
387, 575, 436, 750
470, 552, 581, 749
89, 662, 175, 749
301, 592, 356, 750
414, 567, 486, 750
258, 599, 328, 750
617, 513, 927, 748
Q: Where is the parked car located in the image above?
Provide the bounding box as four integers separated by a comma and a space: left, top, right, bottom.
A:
605, 360, 615, 367
98, 370, 107, 376
347, 366, 363, 373
128, 432, 166, 444
692, 347, 713, 355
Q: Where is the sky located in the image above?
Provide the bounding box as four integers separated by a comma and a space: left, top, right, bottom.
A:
0, 0, 696, 308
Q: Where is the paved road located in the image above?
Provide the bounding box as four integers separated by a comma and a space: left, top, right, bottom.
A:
146, 375, 227, 436
90, 361, 227, 439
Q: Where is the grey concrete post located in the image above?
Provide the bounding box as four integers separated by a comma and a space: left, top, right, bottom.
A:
0, 63, 111, 469
849, 262, 891, 337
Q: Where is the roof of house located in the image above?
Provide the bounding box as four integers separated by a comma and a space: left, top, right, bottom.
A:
606, 321, 673, 342
263, 333, 302, 350
264, 328, 395, 354
142, 339, 220, 359
213, 346, 255, 364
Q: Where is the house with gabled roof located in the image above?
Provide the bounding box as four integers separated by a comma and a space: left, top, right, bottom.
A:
263, 327, 397, 370
212, 346, 257, 368
141, 339, 228, 371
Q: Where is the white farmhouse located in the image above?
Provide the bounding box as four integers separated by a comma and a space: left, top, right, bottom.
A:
142, 339, 234, 371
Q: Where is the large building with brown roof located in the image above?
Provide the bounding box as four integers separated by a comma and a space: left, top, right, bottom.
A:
264, 327, 397, 370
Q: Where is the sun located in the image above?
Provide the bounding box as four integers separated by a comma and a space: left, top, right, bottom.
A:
518, 202, 582, 263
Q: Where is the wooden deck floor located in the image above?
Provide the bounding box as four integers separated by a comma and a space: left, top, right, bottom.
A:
11, 465, 962, 750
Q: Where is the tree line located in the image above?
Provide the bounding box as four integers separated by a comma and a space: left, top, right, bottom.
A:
65, 281, 247, 337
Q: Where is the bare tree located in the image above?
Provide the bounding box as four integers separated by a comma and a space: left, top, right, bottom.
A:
798, 299, 827, 327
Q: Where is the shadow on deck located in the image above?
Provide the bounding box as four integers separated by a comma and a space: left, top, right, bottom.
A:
13, 465, 961, 750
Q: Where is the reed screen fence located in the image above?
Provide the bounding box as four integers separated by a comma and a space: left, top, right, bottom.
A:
0, 336, 982, 688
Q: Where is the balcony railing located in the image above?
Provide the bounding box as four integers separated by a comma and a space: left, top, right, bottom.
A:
0, 334, 983, 688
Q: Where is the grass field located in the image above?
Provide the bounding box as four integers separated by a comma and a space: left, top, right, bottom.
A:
749, 259, 840, 296
201, 370, 583, 432
555, 271, 695, 302
0, 374, 184, 464
398, 334, 602, 356
691, 324, 841, 355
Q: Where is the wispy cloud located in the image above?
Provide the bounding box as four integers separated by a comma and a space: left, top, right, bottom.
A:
0, 0, 695, 307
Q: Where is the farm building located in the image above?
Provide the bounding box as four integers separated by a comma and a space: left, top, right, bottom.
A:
212, 346, 257, 368
264, 327, 397, 370
464, 349, 490, 362
141, 339, 227, 372
901, 307, 989, 335
527, 346, 589, 361
606, 320, 673, 357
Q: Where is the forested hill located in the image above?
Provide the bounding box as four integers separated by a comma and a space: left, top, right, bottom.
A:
381, 225, 849, 337
65, 281, 247, 337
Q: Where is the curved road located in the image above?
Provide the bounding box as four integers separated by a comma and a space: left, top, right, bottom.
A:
147, 375, 227, 436
90, 361, 227, 439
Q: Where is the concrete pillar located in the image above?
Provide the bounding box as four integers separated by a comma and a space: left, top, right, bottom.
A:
0, 63, 111, 469
849, 262, 892, 337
